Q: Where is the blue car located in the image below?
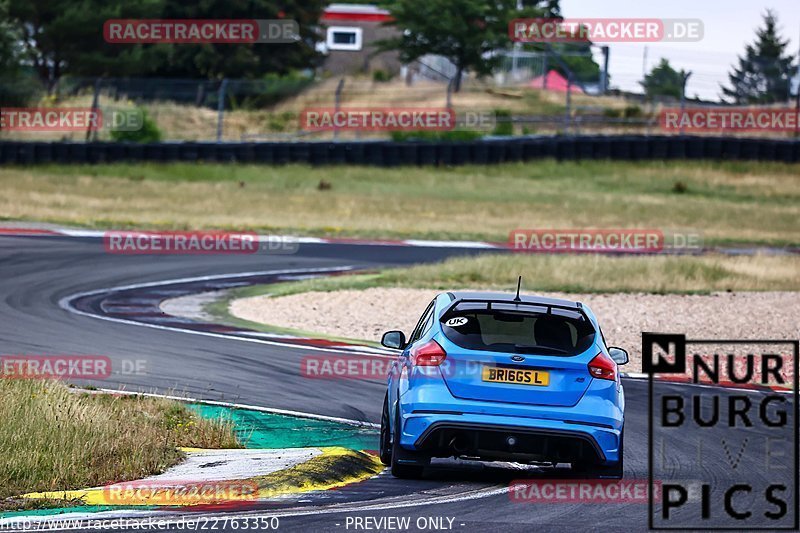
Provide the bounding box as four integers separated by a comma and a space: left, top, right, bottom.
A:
379, 290, 628, 479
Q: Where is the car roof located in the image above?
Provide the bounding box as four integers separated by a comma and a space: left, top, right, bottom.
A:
443, 290, 582, 309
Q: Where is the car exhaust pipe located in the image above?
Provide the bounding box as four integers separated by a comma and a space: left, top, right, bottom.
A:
449, 435, 468, 454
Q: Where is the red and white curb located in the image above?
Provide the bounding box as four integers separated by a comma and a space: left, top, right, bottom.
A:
59, 266, 395, 358
0, 227, 502, 250
2, 226, 796, 255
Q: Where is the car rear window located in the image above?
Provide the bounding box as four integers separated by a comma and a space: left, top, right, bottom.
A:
441, 310, 595, 356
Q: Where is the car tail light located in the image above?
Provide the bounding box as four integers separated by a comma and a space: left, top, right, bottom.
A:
588, 352, 617, 381
411, 340, 447, 366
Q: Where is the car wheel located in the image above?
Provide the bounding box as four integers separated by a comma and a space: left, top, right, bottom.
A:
379, 393, 392, 466
390, 406, 427, 479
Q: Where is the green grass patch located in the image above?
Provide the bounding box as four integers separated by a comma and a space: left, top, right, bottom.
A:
1, 160, 798, 246
229, 254, 800, 296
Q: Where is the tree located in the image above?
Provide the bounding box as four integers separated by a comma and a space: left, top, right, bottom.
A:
0, 0, 39, 106
146, 0, 325, 79
7, 0, 325, 87
520, 0, 560, 18
379, 0, 520, 92
721, 10, 795, 104
0, 0, 20, 75
9, 0, 161, 91
640, 58, 688, 100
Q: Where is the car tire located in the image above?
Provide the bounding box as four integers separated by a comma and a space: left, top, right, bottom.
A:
379, 394, 392, 466
390, 406, 427, 479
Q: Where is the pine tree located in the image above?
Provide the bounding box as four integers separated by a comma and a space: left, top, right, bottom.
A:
721, 10, 795, 104
641, 58, 688, 100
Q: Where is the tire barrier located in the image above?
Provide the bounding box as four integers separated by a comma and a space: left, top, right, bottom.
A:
1, 136, 798, 166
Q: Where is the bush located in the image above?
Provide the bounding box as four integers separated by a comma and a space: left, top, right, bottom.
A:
492, 109, 513, 136
0, 74, 44, 107
372, 69, 393, 83
267, 111, 297, 132
603, 106, 643, 120
110, 109, 163, 143
672, 180, 688, 194
623, 105, 643, 119
238, 71, 314, 109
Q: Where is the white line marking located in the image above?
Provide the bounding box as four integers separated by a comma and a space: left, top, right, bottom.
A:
60, 266, 355, 298
403, 239, 500, 249
92, 388, 380, 428
1, 484, 507, 528
21, 228, 503, 250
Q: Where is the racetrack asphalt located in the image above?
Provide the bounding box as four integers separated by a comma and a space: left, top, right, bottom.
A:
0, 235, 795, 532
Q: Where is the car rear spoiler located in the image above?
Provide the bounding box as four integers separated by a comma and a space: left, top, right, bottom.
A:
439, 298, 589, 323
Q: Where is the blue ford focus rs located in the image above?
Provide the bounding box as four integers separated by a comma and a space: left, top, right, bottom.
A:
379, 290, 628, 479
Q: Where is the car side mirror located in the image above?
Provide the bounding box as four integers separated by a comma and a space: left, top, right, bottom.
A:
381, 330, 406, 350
608, 347, 629, 365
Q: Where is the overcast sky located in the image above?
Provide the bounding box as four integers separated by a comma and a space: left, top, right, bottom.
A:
560, 0, 800, 101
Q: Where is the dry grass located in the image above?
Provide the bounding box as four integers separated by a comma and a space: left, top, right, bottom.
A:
0, 76, 634, 142
0, 160, 797, 246
0, 380, 240, 509
254, 253, 800, 296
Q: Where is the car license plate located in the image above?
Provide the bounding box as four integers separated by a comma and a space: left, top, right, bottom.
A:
482, 366, 549, 386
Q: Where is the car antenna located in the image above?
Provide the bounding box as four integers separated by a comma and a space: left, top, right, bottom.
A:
514, 276, 522, 302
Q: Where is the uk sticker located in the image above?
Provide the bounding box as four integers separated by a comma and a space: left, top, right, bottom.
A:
646, 333, 799, 530
446, 317, 469, 327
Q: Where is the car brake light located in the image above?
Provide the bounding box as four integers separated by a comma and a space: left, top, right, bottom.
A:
411, 340, 447, 366
588, 352, 617, 381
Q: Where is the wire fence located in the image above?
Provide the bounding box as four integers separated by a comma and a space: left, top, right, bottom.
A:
1, 71, 799, 143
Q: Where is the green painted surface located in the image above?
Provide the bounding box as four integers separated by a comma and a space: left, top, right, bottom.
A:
2, 505, 143, 518
188, 404, 378, 451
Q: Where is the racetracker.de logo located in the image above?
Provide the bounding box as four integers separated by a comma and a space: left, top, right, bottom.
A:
101, 480, 258, 506
300, 107, 456, 131
302, 356, 392, 380
510, 229, 664, 253
660, 108, 800, 133
104, 19, 299, 44
104, 231, 259, 255
510, 18, 703, 43
509, 479, 660, 503
0, 108, 101, 132
0, 355, 112, 379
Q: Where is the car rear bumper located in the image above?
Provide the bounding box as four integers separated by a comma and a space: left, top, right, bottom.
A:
400, 411, 620, 464
396, 378, 623, 464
